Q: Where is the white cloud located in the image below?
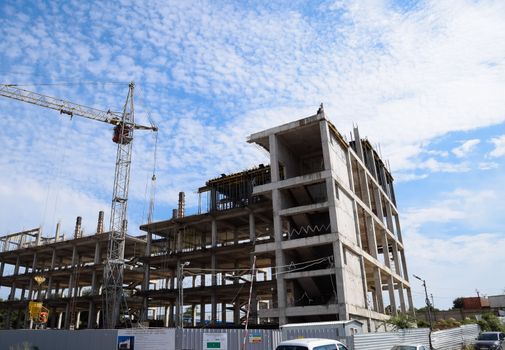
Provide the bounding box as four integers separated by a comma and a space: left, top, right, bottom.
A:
452, 139, 480, 158
489, 135, 505, 157
402, 187, 505, 308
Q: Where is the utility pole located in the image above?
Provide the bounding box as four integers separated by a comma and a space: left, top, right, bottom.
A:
414, 274, 433, 349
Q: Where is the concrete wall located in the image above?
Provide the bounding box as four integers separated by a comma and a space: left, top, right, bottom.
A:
336, 190, 358, 244
329, 133, 351, 190
343, 249, 366, 308
0, 329, 117, 350
0, 328, 176, 350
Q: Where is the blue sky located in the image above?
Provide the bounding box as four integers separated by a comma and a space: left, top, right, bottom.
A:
1, 0, 505, 309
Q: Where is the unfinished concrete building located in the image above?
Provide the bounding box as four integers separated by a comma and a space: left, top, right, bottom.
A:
0, 111, 413, 331
140, 111, 413, 330
0, 213, 149, 330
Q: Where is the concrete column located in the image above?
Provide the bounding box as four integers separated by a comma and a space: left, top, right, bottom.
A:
373, 268, 384, 313
200, 299, 205, 325
269, 134, 280, 182
394, 213, 403, 242
373, 188, 384, 223
46, 248, 57, 298
387, 275, 397, 315
353, 127, 364, 160
359, 171, 371, 207
175, 259, 181, 326
28, 252, 38, 300
169, 302, 175, 326
36, 227, 41, 246
211, 258, 217, 325
391, 242, 402, 277
384, 202, 395, 233
382, 231, 391, 269
272, 189, 286, 325
91, 271, 98, 295
87, 301, 95, 329
332, 239, 349, 320
221, 302, 227, 324
164, 306, 169, 327
57, 311, 63, 329
68, 246, 78, 298
142, 231, 152, 321
249, 212, 255, 243
398, 282, 406, 313
211, 219, 217, 325
400, 250, 410, 283
234, 299, 240, 324
64, 302, 70, 329
0, 261, 4, 296
406, 287, 415, 312
191, 304, 197, 326
76, 312, 81, 329
9, 255, 21, 300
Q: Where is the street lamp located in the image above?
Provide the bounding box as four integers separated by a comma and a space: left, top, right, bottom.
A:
413, 274, 433, 349
178, 261, 190, 329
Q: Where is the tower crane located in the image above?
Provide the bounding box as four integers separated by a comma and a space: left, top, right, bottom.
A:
0, 82, 158, 328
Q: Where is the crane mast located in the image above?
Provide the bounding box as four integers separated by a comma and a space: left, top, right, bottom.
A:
0, 82, 157, 329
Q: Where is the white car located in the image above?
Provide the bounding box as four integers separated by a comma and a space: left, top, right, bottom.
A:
276, 338, 348, 350
391, 345, 429, 350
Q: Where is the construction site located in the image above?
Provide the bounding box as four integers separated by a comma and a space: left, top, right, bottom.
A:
0, 90, 414, 334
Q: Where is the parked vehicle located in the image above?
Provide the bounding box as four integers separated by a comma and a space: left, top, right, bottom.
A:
391, 345, 429, 350
474, 331, 505, 350
276, 338, 348, 350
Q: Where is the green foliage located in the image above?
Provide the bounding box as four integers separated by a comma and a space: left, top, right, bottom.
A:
477, 313, 505, 332
461, 317, 477, 325
416, 306, 440, 313
387, 313, 417, 329
453, 297, 464, 309
417, 319, 430, 328
433, 318, 461, 330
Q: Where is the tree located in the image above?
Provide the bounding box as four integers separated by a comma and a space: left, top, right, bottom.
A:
477, 313, 505, 332
453, 297, 464, 309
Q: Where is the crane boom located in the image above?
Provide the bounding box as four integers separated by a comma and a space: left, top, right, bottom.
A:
0, 84, 156, 131
0, 82, 157, 329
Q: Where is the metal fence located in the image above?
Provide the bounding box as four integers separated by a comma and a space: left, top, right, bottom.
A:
432, 324, 480, 350
179, 328, 282, 350
353, 325, 480, 350
353, 328, 430, 350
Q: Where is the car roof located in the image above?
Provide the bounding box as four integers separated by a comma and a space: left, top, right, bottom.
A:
279, 338, 343, 346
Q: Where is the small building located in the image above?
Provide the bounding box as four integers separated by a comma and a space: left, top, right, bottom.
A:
489, 295, 505, 310
462, 297, 490, 310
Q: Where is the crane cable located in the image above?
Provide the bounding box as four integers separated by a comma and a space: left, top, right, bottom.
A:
147, 130, 158, 224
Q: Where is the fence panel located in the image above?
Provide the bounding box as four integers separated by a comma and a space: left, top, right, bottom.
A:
353, 328, 430, 350
180, 328, 281, 350
432, 324, 480, 350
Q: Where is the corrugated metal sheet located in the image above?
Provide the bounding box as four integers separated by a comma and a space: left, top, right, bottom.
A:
353, 325, 481, 350
432, 324, 480, 350
179, 328, 281, 350
353, 328, 430, 350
